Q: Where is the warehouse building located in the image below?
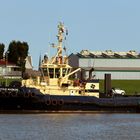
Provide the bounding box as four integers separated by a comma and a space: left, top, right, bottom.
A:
68, 50, 140, 80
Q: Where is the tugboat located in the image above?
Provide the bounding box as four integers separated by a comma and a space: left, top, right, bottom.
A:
0, 22, 140, 113
23, 22, 99, 97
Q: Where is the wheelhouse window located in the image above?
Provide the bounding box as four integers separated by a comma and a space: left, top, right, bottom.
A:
62, 68, 67, 77
42, 68, 48, 76
67, 68, 71, 75
55, 68, 60, 78
48, 68, 54, 78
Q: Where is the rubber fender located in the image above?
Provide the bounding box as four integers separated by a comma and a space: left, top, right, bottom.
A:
5, 91, 10, 97
11, 91, 17, 97
30, 92, 35, 97
0, 91, 5, 96
24, 93, 30, 97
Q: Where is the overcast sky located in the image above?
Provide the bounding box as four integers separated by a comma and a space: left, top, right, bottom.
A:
0, 0, 140, 69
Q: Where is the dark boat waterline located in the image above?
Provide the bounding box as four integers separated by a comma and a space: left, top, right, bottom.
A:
0, 87, 140, 113
0, 110, 139, 114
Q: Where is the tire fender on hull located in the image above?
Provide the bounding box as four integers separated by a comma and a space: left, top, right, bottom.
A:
11, 92, 17, 97
24, 93, 30, 98
52, 99, 57, 106
45, 99, 64, 106
58, 99, 64, 105
46, 100, 51, 105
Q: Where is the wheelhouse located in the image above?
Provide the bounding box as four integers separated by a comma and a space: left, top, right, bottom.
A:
41, 64, 72, 79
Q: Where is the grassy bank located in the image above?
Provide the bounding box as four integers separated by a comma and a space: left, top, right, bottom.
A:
0, 78, 21, 86
99, 80, 140, 95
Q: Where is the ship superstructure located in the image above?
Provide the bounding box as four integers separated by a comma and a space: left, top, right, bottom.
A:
22, 23, 99, 97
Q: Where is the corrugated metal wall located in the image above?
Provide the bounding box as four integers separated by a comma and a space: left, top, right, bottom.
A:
68, 55, 140, 79
79, 58, 140, 68
79, 58, 140, 79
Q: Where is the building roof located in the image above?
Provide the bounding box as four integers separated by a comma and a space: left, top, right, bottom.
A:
25, 56, 33, 69
25, 69, 41, 77
0, 60, 17, 66
78, 50, 140, 59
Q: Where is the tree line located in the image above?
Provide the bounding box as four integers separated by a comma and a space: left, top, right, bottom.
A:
0, 41, 29, 72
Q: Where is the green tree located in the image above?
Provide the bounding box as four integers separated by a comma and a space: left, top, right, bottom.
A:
7, 40, 29, 72
0, 43, 5, 59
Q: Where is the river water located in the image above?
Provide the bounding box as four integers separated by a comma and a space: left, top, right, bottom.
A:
0, 113, 139, 140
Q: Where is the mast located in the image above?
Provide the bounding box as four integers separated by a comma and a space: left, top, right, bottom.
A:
57, 22, 65, 57
50, 22, 65, 64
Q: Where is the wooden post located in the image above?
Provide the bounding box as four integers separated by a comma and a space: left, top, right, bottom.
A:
104, 74, 111, 96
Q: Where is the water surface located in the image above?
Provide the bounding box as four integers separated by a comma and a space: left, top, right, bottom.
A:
0, 113, 139, 140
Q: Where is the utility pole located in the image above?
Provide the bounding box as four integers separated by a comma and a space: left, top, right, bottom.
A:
5, 51, 9, 86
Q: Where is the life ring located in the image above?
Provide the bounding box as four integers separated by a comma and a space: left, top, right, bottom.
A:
58, 99, 64, 105
52, 99, 57, 106
46, 100, 51, 105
